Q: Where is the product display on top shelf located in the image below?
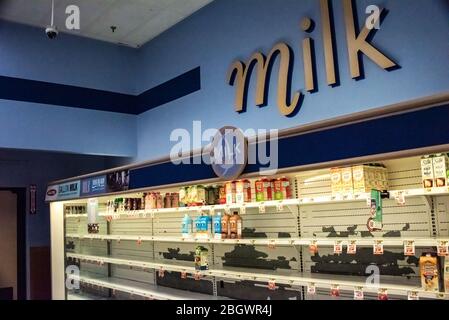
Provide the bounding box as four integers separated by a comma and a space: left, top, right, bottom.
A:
53, 154, 449, 300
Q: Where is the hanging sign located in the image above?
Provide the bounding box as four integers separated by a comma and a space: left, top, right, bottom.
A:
30, 184, 37, 215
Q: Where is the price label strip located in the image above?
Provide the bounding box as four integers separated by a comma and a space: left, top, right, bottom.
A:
404, 241, 415, 256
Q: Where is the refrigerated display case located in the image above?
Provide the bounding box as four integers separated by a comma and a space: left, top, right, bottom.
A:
48, 153, 449, 300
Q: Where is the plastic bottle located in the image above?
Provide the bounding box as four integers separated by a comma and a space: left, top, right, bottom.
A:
221, 213, 230, 239
229, 211, 242, 239
181, 214, 193, 238
213, 212, 222, 239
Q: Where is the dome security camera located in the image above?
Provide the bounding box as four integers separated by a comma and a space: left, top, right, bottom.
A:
45, 26, 58, 39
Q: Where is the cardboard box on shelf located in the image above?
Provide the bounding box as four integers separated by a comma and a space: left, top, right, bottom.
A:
352, 165, 388, 194
341, 167, 353, 197
421, 156, 434, 189
330, 168, 342, 198
433, 154, 449, 188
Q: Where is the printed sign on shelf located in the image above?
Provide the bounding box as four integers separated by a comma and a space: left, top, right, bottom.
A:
347, 241, 357, 255
404, 241, 416, 256
45, 180, 81, 201
354, 287, 364, 300
81, 175, 107, 196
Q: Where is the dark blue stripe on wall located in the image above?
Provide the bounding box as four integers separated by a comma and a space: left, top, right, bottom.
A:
0, 67, 201, 115
136, 67, 201, 114
129, 104, 449, 189
0, 75, 135, 114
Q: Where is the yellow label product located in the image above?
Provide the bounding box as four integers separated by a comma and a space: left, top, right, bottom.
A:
433, 154, 449, 188
341, 167, 354, 196
420, 254, 439, 292
330, 168, 342, 197
421, 156, 434, 189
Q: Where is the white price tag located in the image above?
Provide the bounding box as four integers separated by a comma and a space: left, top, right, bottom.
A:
347, 241, 357, 255
373, 241, 384, 255
158, 268, 165, 278
240, 206, 246, 215
268, 240, 276, 250
194, 272, 202, 281
259, 203, 266, 214
437, 241, 449, 257
181, 271, 187, 279
307, 284, 316, 295
333, 241, 343, 255
404, 241, 415, 256
408, 291, 419, 300
276, 202, 284, 212
354, 287, 364, 300
395, 191, 406, 205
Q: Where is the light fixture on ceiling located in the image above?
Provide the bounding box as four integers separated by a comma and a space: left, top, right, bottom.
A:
45, 0, 58, 39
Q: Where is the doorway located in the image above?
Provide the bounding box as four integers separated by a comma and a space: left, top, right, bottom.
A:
0, 188, 26, 300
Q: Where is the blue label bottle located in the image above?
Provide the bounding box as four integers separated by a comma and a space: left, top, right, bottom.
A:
213, 212, 222, 237
182, 214, 193, 237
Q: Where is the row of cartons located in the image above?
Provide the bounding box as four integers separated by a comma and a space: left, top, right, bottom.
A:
421, 154, 449, 189
331, 165, 388, 197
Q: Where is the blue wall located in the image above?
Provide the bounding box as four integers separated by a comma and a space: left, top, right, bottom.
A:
0, 21, 137, 156
135, 0, 449, 161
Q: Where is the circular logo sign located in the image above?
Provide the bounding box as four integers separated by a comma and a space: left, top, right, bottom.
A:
209, 126, 247, 180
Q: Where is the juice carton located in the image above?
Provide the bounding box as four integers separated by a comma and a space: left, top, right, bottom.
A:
352, 165, 373, 194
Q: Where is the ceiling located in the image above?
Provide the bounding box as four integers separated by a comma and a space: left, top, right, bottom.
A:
0, 0, 213, 48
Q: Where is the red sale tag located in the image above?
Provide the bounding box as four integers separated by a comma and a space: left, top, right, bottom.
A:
268, 280, 276, 291
334, 241, 343, 255
330, 285, 340, 297
378, 289, 388, 300
158, 268, 165, 278
437, 241, 449, 257
181, 271, 187, 279
347, 241, 357, 255
404, 241, 415, 256
354, 287, 364, 300
373, 241, 384, 255
309, 241, 318, 255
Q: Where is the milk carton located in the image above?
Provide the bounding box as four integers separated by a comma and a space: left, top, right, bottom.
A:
352, 165, 371, 195
330, 168, 342, 198
421, 156, 434, 189
341, 167, 354, 197
433, 154, 449, 188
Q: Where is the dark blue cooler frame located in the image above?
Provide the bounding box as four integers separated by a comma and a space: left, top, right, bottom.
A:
47, 93, 449, 200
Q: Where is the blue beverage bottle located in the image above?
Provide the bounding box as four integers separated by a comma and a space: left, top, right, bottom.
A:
182, 214, 193, 237
213, 212, 222, 239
